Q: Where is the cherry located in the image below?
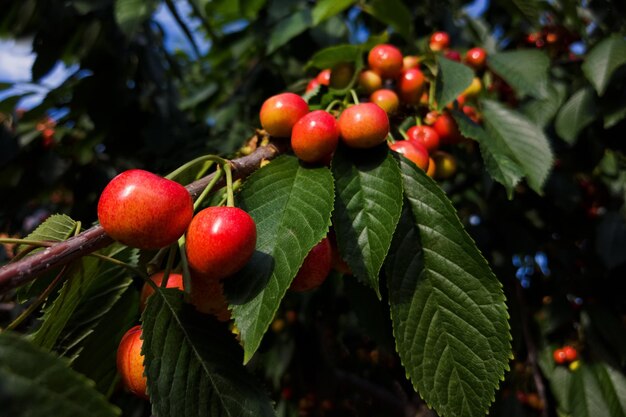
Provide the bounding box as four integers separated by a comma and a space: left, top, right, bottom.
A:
98, 169, 194, 250
358, 70, 383, 94
186, 207, 256, 280
432, 151, 457, 179
290, 237, 332, 292
389, 140, 429, 171
397, 68, 426, 105
553, 348, 567, 364
465, 47, 487, 70
563, 345, 578, 362
462, 105, 481, 123
305, 78, 320, 93
406, 125, 440, 153
117, 325, 148, 400
329, 62, 355, 89
291, 110, 339, 164
429, 31, 450, 52
444, 50, 461, 62
189, 271, 231, 321
260, 93, 309, 137
433, 112, 463, 145
140, 271, 184, 311
402, 55, 420, 70
370, 89, 399, 115
367, 44, 403, 79
426, 157, 436, 178
337, 103, 389, 149
315, 69, 331, 85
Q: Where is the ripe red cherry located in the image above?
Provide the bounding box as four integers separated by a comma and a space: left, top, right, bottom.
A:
553, 348, 567, 365
358, 70, 383, 94
444, 50, 462, 62
368, 44, 403, 79
290, 238, 332, 292
316, 69, 331, 85
291, 110, 339, 164
406, 125, 440, 153
305, 78, 320, 93
260, 93, 309, 137
389, 140, 430, 171
190, 271, 231, 321
337, 103, 389, 149
117, 325, 148, 399
397, 68, 426, 105
429, 31, 450, 52
433, 112, 463, 145
140, 271, 184, 311
98, 169, 193, 250
465, 47, 487, 70
370, 89, 399, 115
186, 207, 257, 280
563, 345, 578, 362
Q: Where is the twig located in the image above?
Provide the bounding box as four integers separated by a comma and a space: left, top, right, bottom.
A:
0, 142, 282, 294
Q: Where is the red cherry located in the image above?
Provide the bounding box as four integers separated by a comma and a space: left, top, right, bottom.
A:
368, 44, 403, 79
397, 68, 426, 105
553, 348, 567, 365
98, 169, 194, 250
433, 112, 463, 145
389, 140, 430, 171
316, 69, 331, 85
189, 271, 231, 321
186, 207, 257, 280
305, 78, 320, 93
429, 31, 450, 52
370, 89, 400, 115
462, 105, 481, 123
563, 346, 578, 362
444, 50, 462, 62
140, 271, 184, 311
260, 93, 309, 137
406, 125, 440, 153
291, 110, 339, 164
337, 103, 389, 149
117, 325, 148, 400
290, 238, 332, 292
465, 47, 487, 70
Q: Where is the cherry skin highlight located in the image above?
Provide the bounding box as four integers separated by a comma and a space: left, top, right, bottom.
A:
290, 237, 332, 292
291, 110, 339, 164
389, 140, 430, 171
368, 44, 403, 79
406, 125, 440, 153
260, 93, 309, 137
97, 169, 193, 250
139, 271, 184, 312
337, 103, 390, 149
117, 325, 148, 400
186, 207, 257, 280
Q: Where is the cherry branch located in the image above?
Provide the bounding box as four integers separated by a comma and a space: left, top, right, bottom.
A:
0, 142, 282, 294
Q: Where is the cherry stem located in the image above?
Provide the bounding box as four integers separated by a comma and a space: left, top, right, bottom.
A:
415, 116, 422, 126
398, 129, 408, 140
0, 238, 54, 247
165, 155, 228, 181
349, 89, 360, 105
88, 253, 148, 280
193, 167, 224, 211
3, 264, 70, 332
324, 99, 343, 113
386, 133, 396, 144
224, 163, 235, 208
177, 236, 192, 299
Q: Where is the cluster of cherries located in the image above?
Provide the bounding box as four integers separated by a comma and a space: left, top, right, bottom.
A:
263, 33, 490, 181
553, 345, 579, 367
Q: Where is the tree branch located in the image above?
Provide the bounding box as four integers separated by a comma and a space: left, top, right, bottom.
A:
0, 142, 282, 294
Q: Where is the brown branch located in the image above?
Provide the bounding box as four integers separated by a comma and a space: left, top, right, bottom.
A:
0, 142, 283, 294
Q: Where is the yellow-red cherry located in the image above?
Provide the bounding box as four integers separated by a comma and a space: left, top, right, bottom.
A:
186, 207, 257, 280
368, 44, 403, 79
139, 271, 184, 312
98, 169, 193, 250
403, 55, 420, 70
190, 270, 231, 322
337, 103, 390, 149
291, 110, 339, 164
358, 70, 383, 94
465, 47, 487, 70
370, 89, 399, 115
260, 93, 309, 137
389, 140, 430, 171
117, 325, 148, 400
429, 31, 450, 51
397, 68, 426, 105
406, 125, 440, 153
290, 237, 332, 292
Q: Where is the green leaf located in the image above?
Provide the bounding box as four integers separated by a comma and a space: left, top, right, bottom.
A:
332, 145, 403, 297
114, 0, 159, 36
511, 0, 541, 21
363, 0, 413, 41
452, 111, 523, 198
312, 0, 355, 26
521, 82, 568, 128
142, 289, 276, 417
267, 9, 312, 54
434, 57, 474, 111
555, 87, 598, 145
225, 156, 334, 362
569, 363, 626, 417
19, 214, 77, 251
487, 49, 550, 99
481, 99, 554, 194
582, 35, 626, 97
179, 83, 218, 110
387, 158, 511, 417
306, 44, 362, 70
0, 332, 120, 417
